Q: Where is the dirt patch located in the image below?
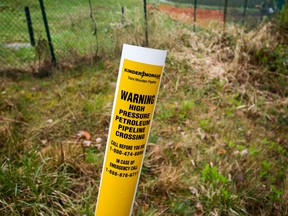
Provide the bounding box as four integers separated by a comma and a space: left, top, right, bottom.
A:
149, 4, 224, 27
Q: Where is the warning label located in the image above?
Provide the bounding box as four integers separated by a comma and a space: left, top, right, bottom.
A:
104, 59, 162, 177
95, 44, 166, 216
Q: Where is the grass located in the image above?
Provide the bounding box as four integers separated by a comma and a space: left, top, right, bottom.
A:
0, 65, 113, 215
1, 2, 288, 216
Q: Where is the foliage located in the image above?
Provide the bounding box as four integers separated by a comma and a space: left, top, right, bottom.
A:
249, 5, 288, 85
274, 3, 288, 40
257, 4, 288, 74
255, 45, 288, 75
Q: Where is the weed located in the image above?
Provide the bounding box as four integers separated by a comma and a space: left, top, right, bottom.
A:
85, 148, 103, 164
179, 100, 195, 120
148, 133, 158, 143
155, 103, 175, 121
248, 145, 261, 156
270, 185, 284, 202
199, 119, 210, 131
228, 140, 235, 148
201, 164, 228, 185
198, 164, 245, 214
260, 160, 272, 178
170, 199, 193, 215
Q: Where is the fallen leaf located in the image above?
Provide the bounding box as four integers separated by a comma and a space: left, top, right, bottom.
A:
240, 149, 248, 156
196, 202, 203, 212
189, 186, 198, 195
237, 174, 244, 182
47, 119, 53, 124
217, 148, 227, 155
197, 128, 205, 140
246, 131, 252, 142
77, 131, 91, 140
233, 150, 240, 155
41, 140, 47, 147
96, 137, 102, 143
95, 144, 101, 150
82, 140, 91, 147
228, 173, 232, 182
166, 141, 174, 147
183, 119, 193, 126
191, 159, 196, 166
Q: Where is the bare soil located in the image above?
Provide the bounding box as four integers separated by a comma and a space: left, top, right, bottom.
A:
149, 4, 224, 27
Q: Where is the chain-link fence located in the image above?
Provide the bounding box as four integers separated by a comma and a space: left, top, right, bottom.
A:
226, 0, 285, 28
167, 0, 285, 30
0, 0, 145, 72
0, 0, 285, 73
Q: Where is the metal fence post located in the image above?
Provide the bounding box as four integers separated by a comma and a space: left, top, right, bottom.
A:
223, 0, 228, 33
24, 6, 35, 47
122, 6, 125, 25
193, 0, 197, 32
143, 0, 148, 47
88, 0, 98, 57
242, 0, 248, 25
39, 0, 57, 66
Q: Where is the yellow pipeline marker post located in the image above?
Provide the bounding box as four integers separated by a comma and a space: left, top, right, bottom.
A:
95, 44, 167, 216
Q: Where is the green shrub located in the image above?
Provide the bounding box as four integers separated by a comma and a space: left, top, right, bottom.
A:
252, 5, 288, 76
274, 3, 288, 42
255, 45, 288, 74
